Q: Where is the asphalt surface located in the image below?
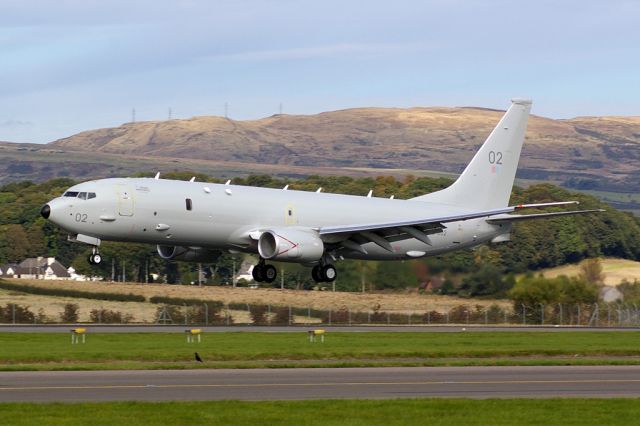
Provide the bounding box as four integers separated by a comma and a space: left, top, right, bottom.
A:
2, 325, 639, 333
1, 366, 640, 402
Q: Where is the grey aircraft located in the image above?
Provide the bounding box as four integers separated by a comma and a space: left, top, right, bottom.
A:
41, 99, 601, 283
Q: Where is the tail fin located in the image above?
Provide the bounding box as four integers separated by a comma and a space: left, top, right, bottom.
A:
412, 98, 532, 209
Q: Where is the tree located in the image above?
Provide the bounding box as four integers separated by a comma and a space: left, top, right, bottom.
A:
579, 258, 604, 285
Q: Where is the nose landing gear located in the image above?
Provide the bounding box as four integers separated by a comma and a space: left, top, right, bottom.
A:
87, 247, 102, 265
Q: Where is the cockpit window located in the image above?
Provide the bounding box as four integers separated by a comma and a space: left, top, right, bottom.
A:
62, 191, 96, 199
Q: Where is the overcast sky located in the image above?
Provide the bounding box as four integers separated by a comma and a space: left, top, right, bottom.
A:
1, 0, 639, 143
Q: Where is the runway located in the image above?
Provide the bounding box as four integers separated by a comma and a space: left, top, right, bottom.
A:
1, 325, 638, 333
2, 366, 640, 402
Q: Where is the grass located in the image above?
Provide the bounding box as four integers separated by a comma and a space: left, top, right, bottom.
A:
2, 399, 640, 425
3, 331, 640, 371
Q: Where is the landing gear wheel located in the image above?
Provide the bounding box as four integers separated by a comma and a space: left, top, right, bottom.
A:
252, 264, 265, 282
322, 265, 337, 282
311, 265, 324, 282
87, 254, 95, 265
92, 254, 102, 264
263, 265, 277, 283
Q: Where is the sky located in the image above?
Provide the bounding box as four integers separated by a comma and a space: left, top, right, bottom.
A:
1, 0, 639, 143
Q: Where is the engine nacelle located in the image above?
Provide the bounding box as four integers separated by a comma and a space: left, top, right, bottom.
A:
157, 245, 222, 263
258, 228, 324, 262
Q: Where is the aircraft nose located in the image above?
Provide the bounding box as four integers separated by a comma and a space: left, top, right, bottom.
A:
40, 204, 51, 219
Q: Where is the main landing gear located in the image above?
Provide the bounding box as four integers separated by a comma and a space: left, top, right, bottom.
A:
252, 259, 277, 283
312, 264, 337, 283
87, 247, 102, 265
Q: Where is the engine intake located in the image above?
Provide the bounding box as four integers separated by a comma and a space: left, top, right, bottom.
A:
157, 245, 222, 263
258, 228, 324, 262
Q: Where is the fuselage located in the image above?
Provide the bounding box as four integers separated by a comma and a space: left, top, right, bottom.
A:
44, 177, 506, 261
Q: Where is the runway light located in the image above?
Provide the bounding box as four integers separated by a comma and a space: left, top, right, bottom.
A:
308, 329, 325, 343
71, 328, 87, 344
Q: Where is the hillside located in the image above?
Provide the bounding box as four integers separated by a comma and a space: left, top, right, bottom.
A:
541, 258, 640, 286
46, 107, 640, 192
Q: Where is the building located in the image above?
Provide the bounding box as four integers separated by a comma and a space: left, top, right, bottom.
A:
18, 257, 71, 280
0, 263, 27, 278
0, 257, 100, 281
600, 286, 624, 303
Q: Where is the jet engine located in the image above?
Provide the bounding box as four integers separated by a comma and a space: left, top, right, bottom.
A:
258, 228, 324, 262
157, 245, 222, 262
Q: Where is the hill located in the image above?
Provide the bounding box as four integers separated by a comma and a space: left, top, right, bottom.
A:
541, 258, 640, 286
46, 107, 640, 192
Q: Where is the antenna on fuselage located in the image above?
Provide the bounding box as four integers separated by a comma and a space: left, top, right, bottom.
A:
316, 187, 323, 193
366, 189, 373, 198
154, 172, 160, 180
189, 177, 196, 182
390, 195, 395, 200
225, 180, 231, 185
283, 185, 289, 190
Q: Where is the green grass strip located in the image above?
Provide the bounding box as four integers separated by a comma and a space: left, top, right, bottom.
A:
2, 331, 640, 370
2, 399, 640, 426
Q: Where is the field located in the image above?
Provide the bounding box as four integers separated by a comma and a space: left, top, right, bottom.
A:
3, 278, 510, 315
541, 258, 640, 286
2, 331, 640, 371
1, 399, 639, 426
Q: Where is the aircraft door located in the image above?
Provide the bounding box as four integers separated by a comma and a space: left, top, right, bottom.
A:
116, 185, 134, 216
285, 203, 297, 225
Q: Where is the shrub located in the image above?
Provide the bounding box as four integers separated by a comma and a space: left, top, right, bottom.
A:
149, 296, 223, 308
0, 281, 145, 302
272, 306, 291, 325
0, 303, 35, 323
90, 309, 133, 324
250, 305, 269, 325
59, 303, 79, 323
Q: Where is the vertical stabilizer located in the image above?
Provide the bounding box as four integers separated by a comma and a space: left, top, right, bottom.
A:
412, 99, 532, 209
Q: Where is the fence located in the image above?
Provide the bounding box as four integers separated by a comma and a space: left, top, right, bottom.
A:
3, 301, 640, 327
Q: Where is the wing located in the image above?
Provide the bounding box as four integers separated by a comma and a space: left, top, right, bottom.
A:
319, 201, 601, 254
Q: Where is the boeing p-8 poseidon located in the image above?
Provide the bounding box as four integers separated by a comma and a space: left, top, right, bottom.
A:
41, 99, 601, 283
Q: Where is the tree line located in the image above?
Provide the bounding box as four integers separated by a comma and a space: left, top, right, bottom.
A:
1, 173, 639, 295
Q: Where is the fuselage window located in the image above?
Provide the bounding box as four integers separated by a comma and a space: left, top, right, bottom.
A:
78, 192, 88, 200
186, 198, 192, 211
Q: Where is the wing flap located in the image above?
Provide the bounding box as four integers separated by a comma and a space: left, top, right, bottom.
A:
486, 209, 604, 223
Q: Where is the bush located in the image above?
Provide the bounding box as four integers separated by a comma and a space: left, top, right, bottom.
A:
89, 309, 133, 324
154, 304, 229, 325
0, 303, 35, 323
0, 281, 145, 302
423, 310, 445, 324
272, 306, 291, 325
149, 296, 223, 308
59, 303, 79, 323
250, 305, 269, 325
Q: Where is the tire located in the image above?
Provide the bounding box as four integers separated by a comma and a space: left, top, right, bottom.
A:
263, 265, 277, 283
93, 254, 102, 264
252, 264, 265, 282
322, 265, 337, 282
87, 254, 95, 265
311, 265, 325, 282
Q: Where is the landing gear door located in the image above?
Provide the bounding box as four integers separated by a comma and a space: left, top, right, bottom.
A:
116, 185, 134, 216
